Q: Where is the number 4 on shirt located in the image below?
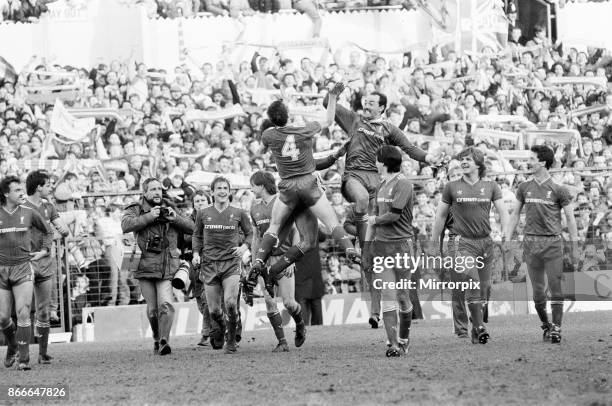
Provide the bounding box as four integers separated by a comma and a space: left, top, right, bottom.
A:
281, 135, 300, 161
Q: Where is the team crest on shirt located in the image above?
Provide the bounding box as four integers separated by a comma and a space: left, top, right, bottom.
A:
206, 216, 212, 221
44, 209, 48, 217
20, 216, 24, 224
546, 191, 552, 198
527, 192, 532, 196
457, 190, 463, 195
388, 188, 393, 196
480, 188, 485, 195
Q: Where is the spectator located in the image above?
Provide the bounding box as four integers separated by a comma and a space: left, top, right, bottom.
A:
21, 0, 48, 21
295, 231, 326, 326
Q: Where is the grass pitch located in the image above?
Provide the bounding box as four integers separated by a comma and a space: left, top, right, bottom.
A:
3, 311, 611, 405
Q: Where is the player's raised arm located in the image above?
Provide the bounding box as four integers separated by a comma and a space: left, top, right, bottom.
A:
323, 82, 345, 128
322, 86, 357, 134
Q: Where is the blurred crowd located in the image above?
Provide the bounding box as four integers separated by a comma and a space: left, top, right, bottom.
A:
0, 0, 50, 22
0, 0, 402, 23
1, 17, 612, 314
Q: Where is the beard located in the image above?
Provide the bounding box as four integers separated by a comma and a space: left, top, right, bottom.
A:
145, 196, 162, 206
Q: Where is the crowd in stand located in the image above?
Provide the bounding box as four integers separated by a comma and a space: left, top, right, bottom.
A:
1, 20, 612, 315
0, 0, 361, 22
0, 0, 50, 22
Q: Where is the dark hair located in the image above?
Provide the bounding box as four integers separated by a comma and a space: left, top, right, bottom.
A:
250, 171, 277, 195
0, 175, 21, 206
266, 100, 289, 127
211, 176, 231, 192
376, 145, 402, 173
530, 145, 555, 169
456, 147, 486, 178
64, 172, 77, 181
259, 118, 274, 141
192, 190, 211, 208
26, 170, 50, 196
142, 177, 160, 192
371, 91, 388, 112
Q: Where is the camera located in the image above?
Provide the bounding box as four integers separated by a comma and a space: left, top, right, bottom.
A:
172, 260, 191, 291
146, 235, 163, 254
154, 205, 171, 223
159, 207, 170, 218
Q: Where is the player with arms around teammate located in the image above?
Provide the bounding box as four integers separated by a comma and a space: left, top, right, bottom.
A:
192, 177, 253, 354
121, 178, 195, 356
506, 146, 578, 343
431, 147, 510, 345
0, 176, 52, 370
23, 170, 70, 364
250, 171, 306, 351
324, 90, 444, 253
366, 146, 416, 357
249, 83, 359, 294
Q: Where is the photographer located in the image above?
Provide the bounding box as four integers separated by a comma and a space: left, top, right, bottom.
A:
121, 178, 195, 356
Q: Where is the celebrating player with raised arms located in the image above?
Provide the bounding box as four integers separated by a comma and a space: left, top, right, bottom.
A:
505, 145, 578, 343
246, 83, 360, 296
323, 90, 445, 254
431, 147, 509, 345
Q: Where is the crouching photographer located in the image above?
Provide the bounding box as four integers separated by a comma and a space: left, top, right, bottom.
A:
121, 178, 195, 356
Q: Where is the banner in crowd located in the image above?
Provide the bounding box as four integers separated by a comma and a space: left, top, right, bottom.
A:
524, 129, 580, 148
473, 129, 522, 145
0, 55, 18, 83
276, 38, 331, 69
185, 170, 251, 190
25, 90, 81, 105
50, 99, 96, 142
430, 0, 508, 53
182, 104, 246, 122
289, 105, 327, 122
497, 150, 532, 161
